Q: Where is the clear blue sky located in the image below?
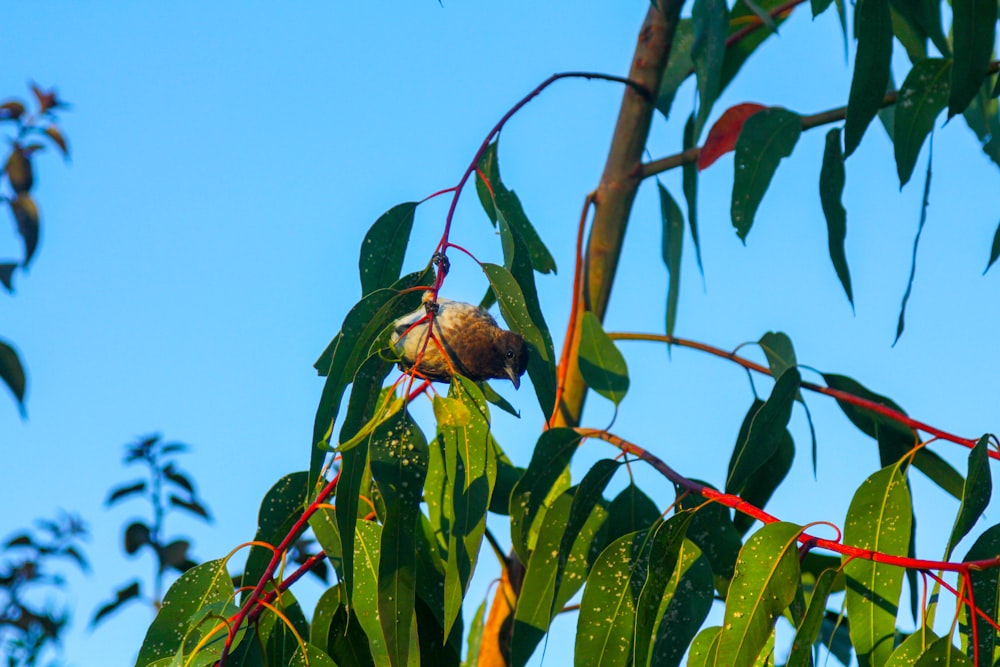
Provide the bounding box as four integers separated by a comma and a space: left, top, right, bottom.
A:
3, 3, 998, 665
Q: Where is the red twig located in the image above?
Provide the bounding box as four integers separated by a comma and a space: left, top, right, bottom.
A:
217, 469, 342, 665
576, 428, 1000, 575
609, 332, 991, 459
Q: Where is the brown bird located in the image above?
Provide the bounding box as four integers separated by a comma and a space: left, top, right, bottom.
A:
390, 293, 529, 388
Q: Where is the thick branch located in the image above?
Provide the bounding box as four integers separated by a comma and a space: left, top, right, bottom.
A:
553, 3, 684, 429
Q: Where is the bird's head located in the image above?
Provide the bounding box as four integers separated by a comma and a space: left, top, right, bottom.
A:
496, 331, 529, 389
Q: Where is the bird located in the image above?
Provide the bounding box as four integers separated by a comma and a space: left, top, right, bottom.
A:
390, 293, 529, 388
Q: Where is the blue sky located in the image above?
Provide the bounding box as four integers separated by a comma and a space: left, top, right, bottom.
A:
3, 3, 999, 665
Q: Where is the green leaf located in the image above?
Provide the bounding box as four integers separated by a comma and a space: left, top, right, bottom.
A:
963, 523, 1000, 662
949, 0, 997, 117
242, 472, 308, 603
985, 218, 1000, 274
10, 194, 39, 268
733, 427, 794, 534
687, 627, 722, 667
605, 483, 662, 544
655, 20, 695, 119
658, 181, 684, 340
497, 211, 556, 416
886, 630, 938, 665
479, 381, 519, 418
574, 530, 650, 667
894, 58, 951, 186
462, 598, 487, 667
578, 311, 630, 406
720, 0, 795, 92
369, 409, 428, 667
820, 128, 854, 306
633, 515, 696, 667
682, 114, 704, 277
889, 0, 949, 57
489, 447, 523, 515
359, 203, 418, 296
438, 378, 496, 636
289, 644, 338, 667
843, 465, 912, 667
310, 508, 344, 584
945, 436, 992, 558
731, 108, 802, 241
692, 0, 729, 136
476, 142, 557, 274
136, 559, 235, 665
646, 539, 714, 667
311, 270, 430, 488
336, 430, 373, 605
509, 428, 581, 560
482, 262, 556, 415
844, 0, 892, 156
0, 339, 26, 417
786, 568, 839, 665
726, 368, 800, 494
757, 331, 797, 378
962, 78, 1000, 171
353, 521, 392, 667
511, 487, 608, 667
714, 522, 802, 665
895, 145, 932, 344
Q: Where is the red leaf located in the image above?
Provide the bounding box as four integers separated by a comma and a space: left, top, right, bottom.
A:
697, 103, 768, 171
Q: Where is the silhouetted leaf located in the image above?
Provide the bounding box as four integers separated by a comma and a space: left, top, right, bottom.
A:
656, 20, 694, 119
786, 568, 839, 665
578, 311, 629, 406
0, 339, 26, 416
168, 495, 211, 521
843, 464, 911, 667
159, 540, 191, 573
105, 480, 146, 506
10, 194, 39, 267
91, 581, 141, 627
731, 108, 801, 241
985, 218, 1000, 274
5, 148, 33, 193
720, 0, 795, 92
961, 78, 1000, 171
894, 58, 950, 186
697, 103, 767, 170
949, 0, 996, 117
658, 181, 684, 341
359, 202, 418, 296
820, 128, 854, 306
682, 114, 704, 277
889, 0, 949, 57
844, 0, 892, 155
124, 522, 151, 555
0, 263, 15, 292
43, 126, 69, 158
733, 427, 794, 534
163, 468, 195, 494
679, 484, 742, 587
895, 146, 932, 344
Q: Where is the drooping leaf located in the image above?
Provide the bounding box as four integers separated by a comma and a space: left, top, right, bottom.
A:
912, 636, 973, 665
884, 627, 936, 665
726, 368, 800, 494
731, 108, 802, 241
682, 114, 704, 277
692, 0, 729, 137
844, 0, 892, 156
482, 262, 556, 415
0, 339, 26, 416
894, 58, 951, 186
105, 481, 147, 506
949, 0, 997, 117
819, 128, 854, 306
0, 262, 16, 292
895, 144, 932, 344
963, 523, 1000, 662
135, 559, 235, 665
888, 0, 949, 57
578, 311, 629, 406
843, 464, 912, 667
697, 103, 767, 170
353, 520, 392, 667
757, 331, 796, 378
961, 77, 1000, 170
5, 148, 33, 194
687, 627, 722, 667
10, 194, 39, 268
720, 0, 797, 91
463, 598, 487, 667
658, 181, 684, 341
733, 427, 794, 534
359, 202, 418, 296
984, 218, 1000, 274
369, 409, 428, 667
714, 522, 802, 665
655, 19, 695, 119
509, 428, 581, 559
945, 435, 992, 558
477, 142, 557, 274
91, 581, 141, 627
679, 485, 742, 587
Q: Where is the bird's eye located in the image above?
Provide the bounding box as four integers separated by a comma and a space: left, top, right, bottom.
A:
506, 349, 514, 359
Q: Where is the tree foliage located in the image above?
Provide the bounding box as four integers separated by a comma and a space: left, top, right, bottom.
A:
134, 3, 1000, 666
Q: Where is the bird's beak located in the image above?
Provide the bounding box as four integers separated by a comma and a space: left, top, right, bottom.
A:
506, 367, 521, 390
